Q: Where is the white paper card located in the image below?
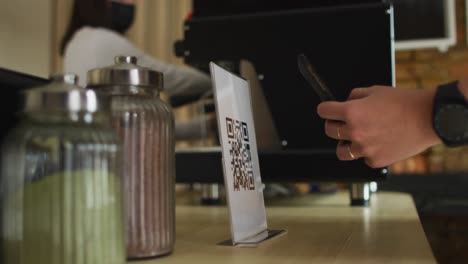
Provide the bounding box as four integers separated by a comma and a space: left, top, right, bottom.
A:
210, 62, 268, 244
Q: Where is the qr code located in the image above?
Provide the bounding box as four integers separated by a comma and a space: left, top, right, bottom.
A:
226, 117, 255, 191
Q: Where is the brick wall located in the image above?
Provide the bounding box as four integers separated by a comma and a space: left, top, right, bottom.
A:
391, 0, 468, 174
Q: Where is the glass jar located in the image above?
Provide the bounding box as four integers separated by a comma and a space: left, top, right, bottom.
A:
87, 56, 175, 259
0, 74, 126, 264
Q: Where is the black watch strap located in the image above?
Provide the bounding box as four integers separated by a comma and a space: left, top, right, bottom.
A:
432, 81, 468, 147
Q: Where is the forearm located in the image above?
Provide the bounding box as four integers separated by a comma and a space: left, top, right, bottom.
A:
138, 53, 211, 97
457, 78, 468, 101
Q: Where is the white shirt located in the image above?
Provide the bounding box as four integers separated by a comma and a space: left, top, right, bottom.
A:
64, 27, 211, 97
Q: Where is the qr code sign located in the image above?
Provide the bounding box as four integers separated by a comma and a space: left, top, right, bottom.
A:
226, 117, 255, 191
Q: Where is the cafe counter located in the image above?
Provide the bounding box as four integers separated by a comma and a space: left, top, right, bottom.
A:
136, 191, 436, 264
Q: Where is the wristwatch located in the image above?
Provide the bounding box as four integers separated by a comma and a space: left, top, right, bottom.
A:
432, 81, 468, 147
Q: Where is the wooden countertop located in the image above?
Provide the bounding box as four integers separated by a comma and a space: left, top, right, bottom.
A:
136, 191, 436, 264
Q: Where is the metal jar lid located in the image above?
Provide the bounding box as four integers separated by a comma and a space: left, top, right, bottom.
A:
87, 56, 164, 91
24, 73, 108, 113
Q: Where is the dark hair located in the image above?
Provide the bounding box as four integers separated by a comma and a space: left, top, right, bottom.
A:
60, 0, 112, 55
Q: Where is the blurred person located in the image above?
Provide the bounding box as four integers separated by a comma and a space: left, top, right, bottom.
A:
61, 0, 211, 98
61, 0, 215, 141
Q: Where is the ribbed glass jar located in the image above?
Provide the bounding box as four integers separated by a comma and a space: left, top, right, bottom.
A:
0, 75, 126, 264
87, 56, 176, 259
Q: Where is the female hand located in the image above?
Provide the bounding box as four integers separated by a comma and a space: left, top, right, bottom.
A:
317, 86, 441, 168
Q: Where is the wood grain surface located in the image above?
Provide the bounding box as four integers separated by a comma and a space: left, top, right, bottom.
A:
135, 191, 436, 264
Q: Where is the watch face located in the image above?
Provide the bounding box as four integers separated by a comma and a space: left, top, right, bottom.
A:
434, 104, 468, 141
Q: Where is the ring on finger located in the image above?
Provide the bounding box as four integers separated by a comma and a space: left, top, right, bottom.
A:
347, 144, 356, 159
337, 125, 342, 140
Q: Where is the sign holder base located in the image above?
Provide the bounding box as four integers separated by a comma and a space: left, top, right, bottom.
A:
217, 229, 287, 247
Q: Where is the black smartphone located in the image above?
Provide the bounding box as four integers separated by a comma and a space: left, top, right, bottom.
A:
297, 53, 336, 102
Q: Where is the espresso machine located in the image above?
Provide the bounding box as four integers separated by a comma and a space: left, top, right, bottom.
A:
174, 1, 394, 205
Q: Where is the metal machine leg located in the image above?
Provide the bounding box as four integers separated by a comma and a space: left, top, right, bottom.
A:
369, 181, 378, 193
350, 183, 370, 206
201, 184, 221, 205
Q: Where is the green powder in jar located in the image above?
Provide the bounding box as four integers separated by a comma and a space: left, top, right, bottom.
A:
1, 170, 126, 264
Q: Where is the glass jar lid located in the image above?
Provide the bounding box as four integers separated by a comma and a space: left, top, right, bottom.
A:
87, 55, 164, 91
24, 73, 108, 113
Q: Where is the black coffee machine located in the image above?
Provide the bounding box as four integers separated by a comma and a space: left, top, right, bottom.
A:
174, 1, 395, 206
174, 1, 393, 173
